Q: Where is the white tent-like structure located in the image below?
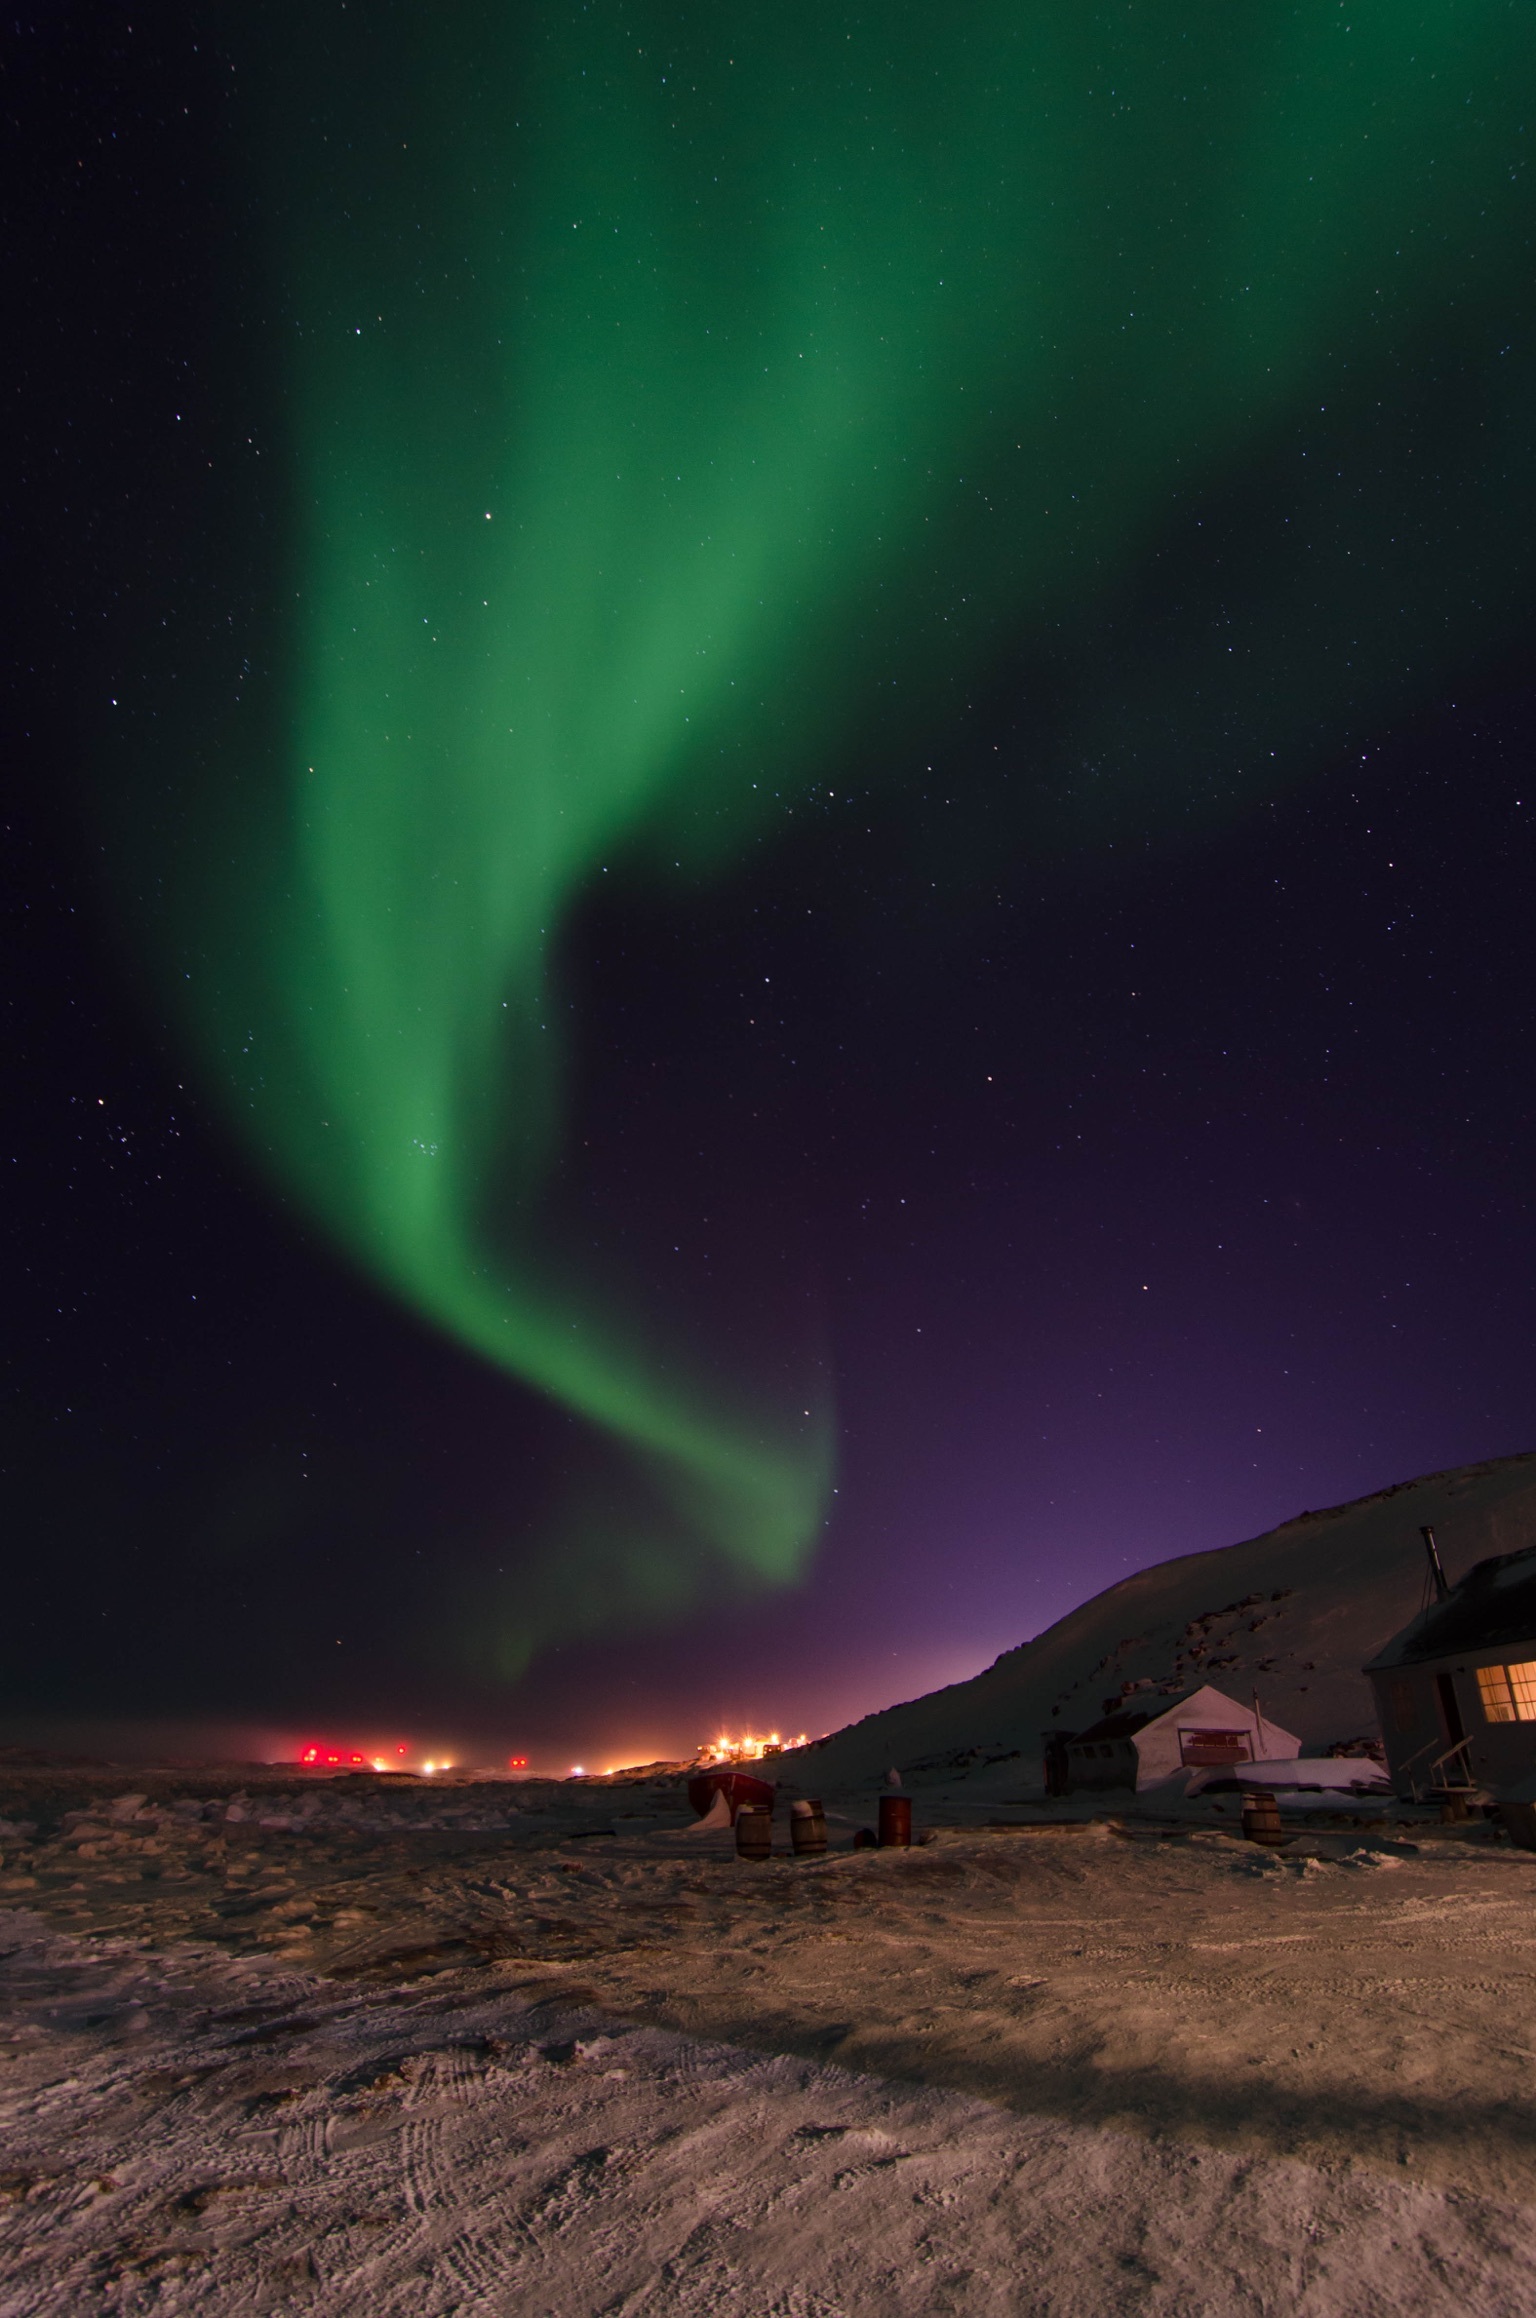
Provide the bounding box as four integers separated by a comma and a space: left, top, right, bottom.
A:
1064, 1685, 1300, 1794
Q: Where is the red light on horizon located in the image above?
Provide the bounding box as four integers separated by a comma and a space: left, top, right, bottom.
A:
507, 1755, 528, 1770
299, 1743, 369, 1769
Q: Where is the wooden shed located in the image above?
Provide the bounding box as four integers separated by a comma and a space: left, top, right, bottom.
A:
1364, 1544, 1536, 1798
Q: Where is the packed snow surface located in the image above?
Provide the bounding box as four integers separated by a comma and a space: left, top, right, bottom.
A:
2, 1909, 1533, 2318
4, 1758, 1536, 2312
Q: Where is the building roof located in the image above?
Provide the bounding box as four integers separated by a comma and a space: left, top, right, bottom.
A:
1070, 1683, 1300, 1752
1364, 1546, 1536, 1672
1069, 1708, 1162, 1745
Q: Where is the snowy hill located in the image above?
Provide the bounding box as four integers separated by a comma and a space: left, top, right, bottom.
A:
789, 1453, 1536, 1796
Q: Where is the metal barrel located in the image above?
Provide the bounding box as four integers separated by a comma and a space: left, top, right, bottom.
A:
878, 1794, 912, 1849
790, 1800, 827, 1856
1241, 1789, 1285, 1846
735, 1804, 772, 1860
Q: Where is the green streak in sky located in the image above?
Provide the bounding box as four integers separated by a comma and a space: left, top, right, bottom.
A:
168, 4, 1531, 1662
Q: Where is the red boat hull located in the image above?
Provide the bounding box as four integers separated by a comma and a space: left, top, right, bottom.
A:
687, 1769, 775, 1821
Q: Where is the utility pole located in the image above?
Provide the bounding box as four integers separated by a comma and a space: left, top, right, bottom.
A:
1421, 1524, 1449, 1604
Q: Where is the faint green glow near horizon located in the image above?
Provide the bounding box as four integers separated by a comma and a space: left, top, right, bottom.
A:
171, 5, 1529, 1664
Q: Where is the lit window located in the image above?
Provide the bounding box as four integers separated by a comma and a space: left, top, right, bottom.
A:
1478, 1665, 1515, 1722
1509, 1661, 1536, 1721
1477, 1663, 1536, 1722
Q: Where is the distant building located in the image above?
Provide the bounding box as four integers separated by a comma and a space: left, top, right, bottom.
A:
1365, 1544, 1536, 1797
1063, 1684, 1300, 1794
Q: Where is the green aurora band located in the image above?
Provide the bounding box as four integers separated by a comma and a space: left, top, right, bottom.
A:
156, 4, 1534, 1663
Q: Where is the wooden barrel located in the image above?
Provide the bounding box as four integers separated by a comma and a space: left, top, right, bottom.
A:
790, 1800, 827, 1856
1241, 1790, 1285, 1846
878, 1794, 912, 1849
735, 1804, 772, 1860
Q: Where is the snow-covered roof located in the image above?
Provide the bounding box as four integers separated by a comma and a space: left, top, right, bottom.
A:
1364, 1545, 1536, 1672
1071, 1685, 1296, 1751
1070, 1706, 1167, 1743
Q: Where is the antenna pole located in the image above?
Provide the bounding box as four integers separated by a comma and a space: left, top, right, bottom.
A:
1421, 1524, 1449, 1603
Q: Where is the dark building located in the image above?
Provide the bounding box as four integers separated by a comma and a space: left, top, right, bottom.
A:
1364, 1544, 1536, 1798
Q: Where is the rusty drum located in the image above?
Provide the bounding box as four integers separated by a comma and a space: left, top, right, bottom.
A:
878, 1794, 912, 1848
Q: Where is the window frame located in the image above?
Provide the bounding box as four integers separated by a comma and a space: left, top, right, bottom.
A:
1476, 1660, 1536, 1724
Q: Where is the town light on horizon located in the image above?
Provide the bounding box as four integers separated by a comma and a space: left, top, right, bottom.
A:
696, 1729, 807, 1767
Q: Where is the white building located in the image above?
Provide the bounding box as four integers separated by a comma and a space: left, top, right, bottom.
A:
1064, 1684, 1300, 1794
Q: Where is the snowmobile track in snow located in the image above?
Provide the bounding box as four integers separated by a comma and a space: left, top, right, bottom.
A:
1, 1908, 1533, 2316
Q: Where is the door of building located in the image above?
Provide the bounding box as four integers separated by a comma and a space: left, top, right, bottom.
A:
1435, 1670, 1466, 1745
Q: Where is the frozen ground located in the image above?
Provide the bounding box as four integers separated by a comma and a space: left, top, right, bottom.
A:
3, 1907, 1534, 2318
4, 1773, 1536, 2311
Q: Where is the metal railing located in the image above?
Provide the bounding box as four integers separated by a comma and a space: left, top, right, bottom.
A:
1394, 1732, 1476, 1804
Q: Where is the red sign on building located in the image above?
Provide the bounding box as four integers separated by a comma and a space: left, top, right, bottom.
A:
1178, 1727, 1253, 1768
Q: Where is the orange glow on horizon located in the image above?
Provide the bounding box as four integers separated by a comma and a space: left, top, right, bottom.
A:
695, 1728, 807, 1767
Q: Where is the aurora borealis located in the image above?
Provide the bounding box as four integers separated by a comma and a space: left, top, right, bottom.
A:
11, 4, 1536, 1753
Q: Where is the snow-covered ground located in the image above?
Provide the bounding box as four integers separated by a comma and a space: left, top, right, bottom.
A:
3, 1904, 1533, 2318
10, 1435, 1536, 2317
4, 1766, 1536, 2313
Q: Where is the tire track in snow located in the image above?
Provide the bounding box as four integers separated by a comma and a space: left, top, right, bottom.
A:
4, 1910, 1536, 2315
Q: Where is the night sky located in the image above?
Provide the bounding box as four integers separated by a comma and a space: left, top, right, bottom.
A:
9, 5, 1536, 1772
